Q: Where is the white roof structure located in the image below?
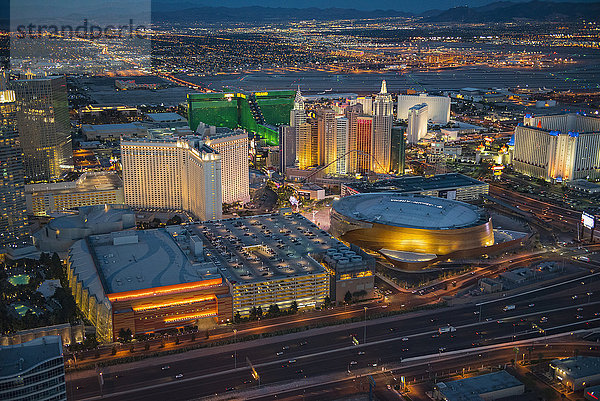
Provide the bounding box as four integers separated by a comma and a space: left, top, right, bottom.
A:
332, 193, 488, 230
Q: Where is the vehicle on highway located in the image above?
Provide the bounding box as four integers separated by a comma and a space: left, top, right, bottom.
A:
282, 345, 290, 350
577, 307, 584, 311
503, 305, 516, 311
225, 387, 235, 392
161, 365, 170, 370
372, 363, 378, 367
529, 303, 535, 307
439, 347, 446, 352
288, 359, 296, 364
175, 374, 184, 379
439, 326, 456, 334
350, 361, 357, 365
540, 316, 548, 323
573, 295, 578, 299
358, 351, 365, 355
402, 337, 409, 341
276, 351, 284, 356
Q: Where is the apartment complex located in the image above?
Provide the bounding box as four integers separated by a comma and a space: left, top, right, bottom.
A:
513, 113, 600, 181
120, 137, 222, 220
0, 90, 28, 246
25, 171, 124, 216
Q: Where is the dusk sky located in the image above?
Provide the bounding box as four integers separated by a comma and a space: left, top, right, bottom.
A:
158, 0, 600, 12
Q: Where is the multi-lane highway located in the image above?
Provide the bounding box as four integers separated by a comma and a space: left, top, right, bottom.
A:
69, 270, 600, 401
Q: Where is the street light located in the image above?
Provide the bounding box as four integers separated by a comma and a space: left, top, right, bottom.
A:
234, 329, 237, 369
364, 307, 368, 344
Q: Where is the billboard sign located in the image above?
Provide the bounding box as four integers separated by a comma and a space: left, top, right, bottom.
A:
582, 211, 595, 229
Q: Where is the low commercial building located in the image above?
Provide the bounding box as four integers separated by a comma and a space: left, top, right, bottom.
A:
0, 336, 66, 401
33, 205, 135, 252
550, 356, 600, 391
67, 228, 231, 342
81, 122, 147, 141
0, 323, 84, 347
25, 171, 124, 216
341, 173, 488, 202
433, 370, 524, 401
319, 243, 375, 302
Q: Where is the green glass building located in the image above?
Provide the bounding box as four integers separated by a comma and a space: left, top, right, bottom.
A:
187, 90, 295, 146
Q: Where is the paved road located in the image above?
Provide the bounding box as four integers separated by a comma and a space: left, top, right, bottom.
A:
68, 275, 600, 401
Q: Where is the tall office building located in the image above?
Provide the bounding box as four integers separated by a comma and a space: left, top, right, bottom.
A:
397, 93, 450, 123
357, 96, 373, 115
278, 125, 295, 175
121, 137, 222, 221
391, 125, 406, 174
10, 76, 72, 182
317, 108, 336, 173
204, 130, 250, 204
0, 89, 28, 246
372, 80, 394, 173
0, 336, 67, 401
335, 116, 349, 175
309, 118, 320, 167
356, 116, 373, 173
513, 113, 600, 181
407, 103, 429, 144
344, 103, 364, 173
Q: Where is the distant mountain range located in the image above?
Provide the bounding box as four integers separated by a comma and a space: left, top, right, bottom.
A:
422, 0, 600, 22
151, 6, 411, 24
151, 1, 600, 23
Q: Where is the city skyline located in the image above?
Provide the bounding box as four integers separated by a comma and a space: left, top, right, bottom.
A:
2, 2, 600, 401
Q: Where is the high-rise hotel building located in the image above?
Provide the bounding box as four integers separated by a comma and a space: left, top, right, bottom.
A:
0, 90, 29, 246
407, 103, 429, 145
10, 76, 72, 182
513, 113, 600, 182
120, 137, 222, 221
397, 93, 450, 124
372, 80, 393, 173
204, 130, 250, 204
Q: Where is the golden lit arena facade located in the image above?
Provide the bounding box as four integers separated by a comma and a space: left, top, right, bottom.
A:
330, 193, 494, 260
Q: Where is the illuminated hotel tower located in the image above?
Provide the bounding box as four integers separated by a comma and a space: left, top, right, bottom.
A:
0, 89, 29, 246
297, 122, 313, 169
204, 130, 250, 204
335, 116, 349, 175
344, 103, 364, 173
290, 87, 307, 166
10, 76, 72, 182
372, 80, 393, 173
317, 108, 336, 173
355, 116, 373, 173
407, 103, 429, 144
120, 137, 222, 221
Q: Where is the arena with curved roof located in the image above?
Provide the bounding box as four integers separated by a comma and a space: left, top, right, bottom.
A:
330, 193, 494, 260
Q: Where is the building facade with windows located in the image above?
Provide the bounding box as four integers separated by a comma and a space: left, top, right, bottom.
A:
0, 336, 66, 401
204, 130, 250, 204
513, 113, 600, 182
397, 93, 450, 123
25, 171, 124, 216
10, 76, 72, 182
120, 137, 222, 221
0, 89, 28, 247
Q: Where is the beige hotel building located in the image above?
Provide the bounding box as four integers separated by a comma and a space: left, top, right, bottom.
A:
120, 137, 222, 221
